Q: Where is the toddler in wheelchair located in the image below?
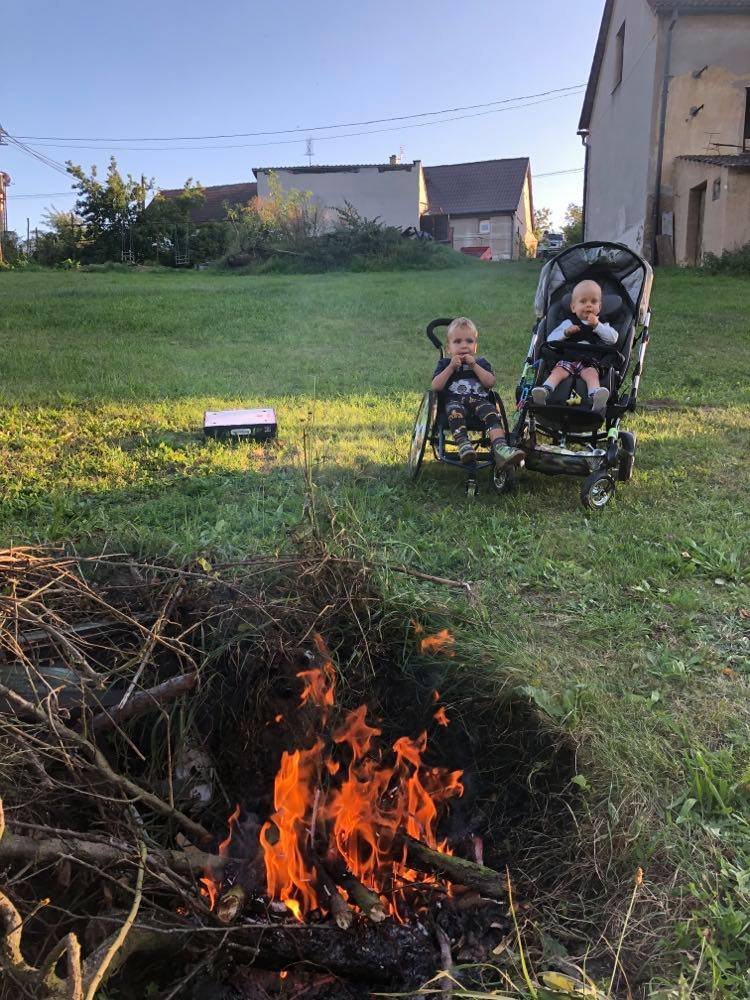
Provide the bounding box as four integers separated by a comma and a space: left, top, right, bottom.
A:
431, 317, 524, 469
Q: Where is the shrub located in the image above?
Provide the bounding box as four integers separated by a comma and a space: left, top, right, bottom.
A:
702, 243, 750, 276
221, 191, 467, 274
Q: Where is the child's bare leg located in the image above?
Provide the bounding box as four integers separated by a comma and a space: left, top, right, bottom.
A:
531, 364, 567, 406
582, 366, 609, 413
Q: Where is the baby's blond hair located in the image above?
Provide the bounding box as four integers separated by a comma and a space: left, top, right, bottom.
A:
446, 317, 478, 341
571, 279, 602, 301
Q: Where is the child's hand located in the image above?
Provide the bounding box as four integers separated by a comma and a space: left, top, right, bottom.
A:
565, 324, 580, 337
582, 310, 599, 326
463, 353, 477, 366
449, 354, 463, 370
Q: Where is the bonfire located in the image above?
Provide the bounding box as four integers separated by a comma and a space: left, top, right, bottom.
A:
0, 547, 575, 999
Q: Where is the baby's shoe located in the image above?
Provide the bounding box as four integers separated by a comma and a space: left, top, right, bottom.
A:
457, 439, 477, 465
531, 386, 549, 407
589, 387, 609, 413
493, 442, 525, 470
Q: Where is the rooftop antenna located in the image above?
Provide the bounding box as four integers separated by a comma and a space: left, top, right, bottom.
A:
305, 138, 314, 166
399, 145, 405, 163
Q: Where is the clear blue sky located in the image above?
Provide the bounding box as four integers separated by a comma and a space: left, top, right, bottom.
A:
4, 0, 603, 236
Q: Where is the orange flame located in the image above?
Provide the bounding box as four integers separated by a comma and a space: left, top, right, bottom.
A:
419, 629, 455, 656
297, 634, 336, 721
200, 803, 241, 911
260, 741, 323, 921
259, 639, 464, 921
433, 706, 450, 727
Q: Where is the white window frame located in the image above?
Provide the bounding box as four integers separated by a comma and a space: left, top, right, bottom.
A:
478, 219, 491, 235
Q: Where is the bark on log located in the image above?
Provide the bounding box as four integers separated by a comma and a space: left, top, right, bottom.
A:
0, 831, 224, 878
323, 852, 387, 922
90, 672, 196, 733
401, 835, 505, 900
94, 918, 437, 986
314, 860, 354, 930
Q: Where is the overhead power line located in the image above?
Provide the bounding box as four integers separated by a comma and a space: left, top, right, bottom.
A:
12, 84, 585, 143
5, 91, 586, 154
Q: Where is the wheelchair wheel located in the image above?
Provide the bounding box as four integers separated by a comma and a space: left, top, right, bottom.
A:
581, 470, 616, 510
617, 430, 636, 482
407, 391, 436, 480
491, 464, 517, 495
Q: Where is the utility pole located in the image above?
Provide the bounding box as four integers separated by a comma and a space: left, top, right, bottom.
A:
305, 138, 314, 166
27, 218, 30, 252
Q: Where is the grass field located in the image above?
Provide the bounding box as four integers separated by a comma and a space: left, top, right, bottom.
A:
1, 263, 749, 994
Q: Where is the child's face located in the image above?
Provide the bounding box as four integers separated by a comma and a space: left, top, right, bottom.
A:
571, 283, 602, 323
447, 327, 478, 358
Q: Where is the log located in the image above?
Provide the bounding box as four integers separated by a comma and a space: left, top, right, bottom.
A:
323, 852, 387, 922
314, 860, 354, 930
401, 835, 505, 900
215, 885, 246, 925
0, 830, 223, 878
90, 672, 197, 733
95, 917, 438, 986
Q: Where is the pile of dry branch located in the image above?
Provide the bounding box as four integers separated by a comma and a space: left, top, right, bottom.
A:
0, 546, 575, 1000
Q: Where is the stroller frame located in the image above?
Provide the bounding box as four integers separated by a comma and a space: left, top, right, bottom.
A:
509, 241, 653, 508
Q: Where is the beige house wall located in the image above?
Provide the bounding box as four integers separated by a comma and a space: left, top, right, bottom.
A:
517, 176, 537, 255
673, 159, 750, 264
584, 0, 659, 252
659, 16, 750, 220
255, 163, 423, 230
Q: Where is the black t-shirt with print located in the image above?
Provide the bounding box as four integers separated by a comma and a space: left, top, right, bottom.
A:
433, 357, 494, 398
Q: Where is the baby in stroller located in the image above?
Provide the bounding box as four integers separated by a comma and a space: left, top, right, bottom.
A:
431, 317, 524, 469
530, 279, 617, 413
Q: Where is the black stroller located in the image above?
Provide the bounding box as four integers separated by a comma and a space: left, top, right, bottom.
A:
511, 241, 653, 509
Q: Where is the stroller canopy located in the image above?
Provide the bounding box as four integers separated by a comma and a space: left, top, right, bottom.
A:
534, 242, 653, 324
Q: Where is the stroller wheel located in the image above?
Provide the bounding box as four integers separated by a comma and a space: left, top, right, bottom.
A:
407, 391, 436, 481
491, 464, 517, 495
581, 470, 616, 510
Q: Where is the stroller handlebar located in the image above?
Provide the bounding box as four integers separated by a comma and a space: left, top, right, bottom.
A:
426, 318, 453, 353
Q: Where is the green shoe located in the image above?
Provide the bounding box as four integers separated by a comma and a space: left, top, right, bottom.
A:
493, 443, 525, 469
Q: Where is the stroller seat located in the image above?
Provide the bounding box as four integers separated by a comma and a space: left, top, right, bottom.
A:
530, 286, 636, 434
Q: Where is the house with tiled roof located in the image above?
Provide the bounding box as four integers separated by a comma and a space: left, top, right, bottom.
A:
421, 158, 535, 259
579, 0, 750, 264
159, 156, 536, 261
156, 181, 257, 224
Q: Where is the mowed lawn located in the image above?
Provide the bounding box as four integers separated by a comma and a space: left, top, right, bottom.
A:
1, 263, 749, 988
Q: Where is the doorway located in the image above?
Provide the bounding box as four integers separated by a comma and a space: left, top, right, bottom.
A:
686, 181, 707, 266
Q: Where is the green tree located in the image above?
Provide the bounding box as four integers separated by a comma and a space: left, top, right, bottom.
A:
66, 157, 152, 262
142, 180, 207, 264
0, 231, 24, 267
533, 206, 554, 241
562, 203, 583, 245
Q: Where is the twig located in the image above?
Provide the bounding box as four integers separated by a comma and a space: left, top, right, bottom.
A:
160, 931, 229, 1000
83, 840, 147, 1000
117, 584, 183, 710
90, 672, 196, 733
0, 681, 210, 842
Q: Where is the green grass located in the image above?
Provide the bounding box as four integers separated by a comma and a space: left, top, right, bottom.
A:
1, 263, 749, 994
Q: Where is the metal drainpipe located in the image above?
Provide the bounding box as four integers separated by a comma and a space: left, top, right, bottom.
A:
577, 129, 590, 238
652, 9, 679, 262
